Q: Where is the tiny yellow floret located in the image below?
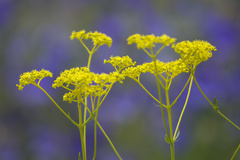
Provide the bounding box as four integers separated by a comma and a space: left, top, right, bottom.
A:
127, 33, 176, 49
52, 66, 125, 103
70, 30, 112, 47
122, 58, 189, 80
16, 69, 53, 90
172, 40, 217, 69
104, 56, 136, 72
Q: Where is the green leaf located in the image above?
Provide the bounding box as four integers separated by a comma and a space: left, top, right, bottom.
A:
173, 130, 180, 142
153, 103, 160, 107
78, 152, 82, 160
213, 97, 219, 110
165, 134, 171, 144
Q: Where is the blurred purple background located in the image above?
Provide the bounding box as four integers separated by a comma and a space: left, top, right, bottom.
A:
1, 0, 240, 159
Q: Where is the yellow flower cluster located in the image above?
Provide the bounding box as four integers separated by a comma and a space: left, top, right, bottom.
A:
127, 34, 176, 49
52, 67, 125, 103
104, 55, 136, 72
172, 40, 217, 69
70, 30, 112, 47
121, 65, 142, 80
122, 58, 189, 80
155, 59, 189, 78
16, 69, 53, 90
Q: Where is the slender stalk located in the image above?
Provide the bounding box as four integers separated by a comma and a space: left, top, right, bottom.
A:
170, 142, 175, 160
152, 57, 170, 143
82, 96, 122, 160
155, 45, 165, 57
167, 107, 175, 160
87, 53, 93, 69
92, 97, 101, 160
193, 76, 240, 130
82, 47, 94, 159
97, 121, 123, 160
173, 74, 193, 139
165, 84, 175, 160
231, 144, 240, 160
79, 39, 91, 53
97, 84, 114, 109
170, 75, 191, 108
36, 85, 78, 127
135, 79, 164, 106
78, 97, 87, 160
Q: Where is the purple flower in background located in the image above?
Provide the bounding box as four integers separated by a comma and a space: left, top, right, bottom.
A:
0, 0, 15, 28
0, 148, 21, 160
29, 126, 75, 160
203, 11, 240, 61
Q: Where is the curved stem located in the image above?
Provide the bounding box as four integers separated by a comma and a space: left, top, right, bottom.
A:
79, 39, 91, 54
173, 74, 193, 139
135, 79, 166, 106
82, 96, 122, 160
170, 75, 191, 108
97, 122, 122, 160
97, 83, 114, 110
193, 76, 240, 130
36, 85, 78, 127
231, 144, 240, 160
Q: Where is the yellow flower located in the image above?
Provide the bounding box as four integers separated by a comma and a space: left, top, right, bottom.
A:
52, 67, 125, 103
88, 31, 112, 47
16, 69, 53, 90
52, 67, 92, 89
104, 56, 136, 72
70, 30, 112, 47
122, 65, 143, 80
122, 58, 189, 80
172, 40, 217, 69
157, 59, 189, 78
127, 33, 176, 49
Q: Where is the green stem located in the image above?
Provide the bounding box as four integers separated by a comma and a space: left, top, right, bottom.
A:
231, 144, 240, 160
152, 57, 170, 143
97, 121, 122, 160
78, 97, 87, 160
87, 53, 93, 69
170, 142, 175, 160
155, 45, 165, 57
79, 39, 91, 54
82, 98, 122, 160
135, 79, 167, 107
82, 48, 94, 159
173, 74, 193, 139
165, 84, 175, 160
92, 97, 101, 160
193, 76, 240, 130
167, 107, 175, 160
96, 83, 114, 111
36, 85, 78, 127
170, 75, 191, 108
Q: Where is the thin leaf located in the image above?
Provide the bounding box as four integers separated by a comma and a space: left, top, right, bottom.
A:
165, 134, 171, 144
78, 152, 82, 160
213, 97, 219, 110
173, 130, 180, 142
